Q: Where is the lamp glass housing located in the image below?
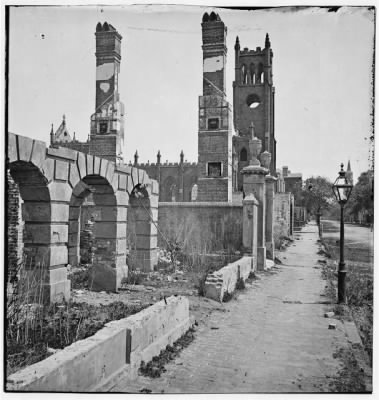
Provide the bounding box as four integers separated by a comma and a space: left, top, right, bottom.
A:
332, 169, 353, 204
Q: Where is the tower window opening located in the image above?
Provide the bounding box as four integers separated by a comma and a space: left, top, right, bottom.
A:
208, 162, 222, 178
241, 64, 247, 85
100, 122, 108, 134
250, 63, 255, 85
240, 148, 248, 161
246, 93, 261, 109
208, 118, 219, 129
257, 63, 264, 84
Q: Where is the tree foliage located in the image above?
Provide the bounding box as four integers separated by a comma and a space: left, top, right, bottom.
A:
301, 176, 336, 219
345, 171, 374, 222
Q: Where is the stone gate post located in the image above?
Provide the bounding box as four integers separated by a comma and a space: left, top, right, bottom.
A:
241, 136, 269, 271
262, 152, 277, 261
242, 193, 258, 271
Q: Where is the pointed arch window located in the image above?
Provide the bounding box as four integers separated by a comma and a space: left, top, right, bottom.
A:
240, 148, 248, 162
241, 64, 247, 85
257, 63, 264, 84
249, 63, 255, 85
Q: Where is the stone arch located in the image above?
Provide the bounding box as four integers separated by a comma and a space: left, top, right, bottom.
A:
7, 133, 71, 303
69, 170, 127, 292
127, 183, 158, 271
240, 147, 248, 162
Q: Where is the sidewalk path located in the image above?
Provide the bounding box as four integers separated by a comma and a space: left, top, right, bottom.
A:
110, 223, 358, 393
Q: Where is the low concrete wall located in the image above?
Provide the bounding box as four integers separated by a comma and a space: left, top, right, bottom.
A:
204, 256, 252, 302
158, 202, 243, 253
7, 296, 192, 392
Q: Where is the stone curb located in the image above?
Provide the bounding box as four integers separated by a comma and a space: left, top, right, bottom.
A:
7, 296, 192, 392
342, 319, 372, 392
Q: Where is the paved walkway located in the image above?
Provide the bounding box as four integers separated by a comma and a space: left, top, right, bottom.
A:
110, 223, 357, 393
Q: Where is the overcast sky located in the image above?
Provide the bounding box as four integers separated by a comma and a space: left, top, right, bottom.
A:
8, 4, 374, 182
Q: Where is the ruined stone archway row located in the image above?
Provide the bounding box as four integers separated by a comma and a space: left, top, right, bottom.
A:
7, 132, 159, 303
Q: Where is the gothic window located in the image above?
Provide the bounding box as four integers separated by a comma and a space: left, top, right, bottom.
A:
240, 148, 247, 161
208, 162, 222, 178
250, 63, 255, 85
257, 63, 264, 84
241, 64, 247, 85
208, 118, 219, 129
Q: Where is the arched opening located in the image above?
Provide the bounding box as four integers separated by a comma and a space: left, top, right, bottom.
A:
257, 63, 264, 84
8, 160, 55, 303
241, 64, 247, 85
69, 175, 123, 291
240, 147, 248, 162
250, 63, 255, 85
127, 184, 156, 271
246, 93, 261, 109
161, 176, 177, 202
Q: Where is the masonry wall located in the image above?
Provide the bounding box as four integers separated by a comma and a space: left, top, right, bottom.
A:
157, 202, 243, 253
7, 171, 23, 279
274, 193, 294, 246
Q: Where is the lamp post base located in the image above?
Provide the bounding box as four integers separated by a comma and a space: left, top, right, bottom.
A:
338, 263, 347, 304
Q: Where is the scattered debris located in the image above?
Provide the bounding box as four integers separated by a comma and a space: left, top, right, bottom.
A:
328, 323, 337, 330
325, 312, 335, 318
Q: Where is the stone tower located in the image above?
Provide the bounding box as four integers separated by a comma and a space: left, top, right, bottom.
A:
90, 22, 125, 163
233, 33, 276, 184
197, 12, 232, 202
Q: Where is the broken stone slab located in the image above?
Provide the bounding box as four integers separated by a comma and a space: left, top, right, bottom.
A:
324, 311, 335, 318
328, 323, 337, 330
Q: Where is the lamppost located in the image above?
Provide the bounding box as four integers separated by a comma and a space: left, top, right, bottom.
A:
332, 163, 353, 304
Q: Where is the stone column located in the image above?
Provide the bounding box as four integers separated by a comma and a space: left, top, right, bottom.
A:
265, 174, 277, 260
242, 193, 259, 271
241, 136, 269, 271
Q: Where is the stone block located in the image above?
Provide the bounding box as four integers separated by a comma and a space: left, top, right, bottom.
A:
118, 174, 127, 190
41, 158, 55, 182
30, 139, 46, 170
48, 181, 72, 202
69, 205, 81, 220
77, 152, 86, 180
151, 179, 159, 195
136, 234, 157, 250
54, 160, 69, 181
86, 155, 94, 176
116, 238, 127, 254
111, 174, 118, 193
105, 162, 115, 185
100, 158, 109, 178
49, 266, 68, 283
69, 220, 80, 234
126, 175, 134, 194
69, 162, 80, 188
49, 279, 71, 302
23, 244, 68, 267
68, 232, 79, 246
18, 135, 34, 162
149, 193, 159, 209
47, 147, 77, 161
138, 169, 146, 185
93, 156, 101, 175
257, 246, 266, 271
130, 167, 138, 189
116, 190, 128, 205
8, 132, 18, 163
89, 264, 117, 292
134, 222, 157, 236
24, 224, 68, 244
115, 164, 132, 174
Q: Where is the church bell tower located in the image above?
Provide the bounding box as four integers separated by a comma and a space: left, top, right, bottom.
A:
197, 12, 232, 202
90, 22, 125, 163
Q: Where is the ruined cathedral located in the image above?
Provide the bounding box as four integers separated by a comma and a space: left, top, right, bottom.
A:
50, 12, 277, 202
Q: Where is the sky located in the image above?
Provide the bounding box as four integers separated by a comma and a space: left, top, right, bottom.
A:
7, 4, 375, 182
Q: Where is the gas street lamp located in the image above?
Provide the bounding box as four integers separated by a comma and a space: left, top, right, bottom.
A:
332, 163, 353, 303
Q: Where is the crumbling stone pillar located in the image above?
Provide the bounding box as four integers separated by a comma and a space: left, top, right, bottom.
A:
242, 193, 258, 271
265, 169, 277, 261
241, 136, 269, 271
